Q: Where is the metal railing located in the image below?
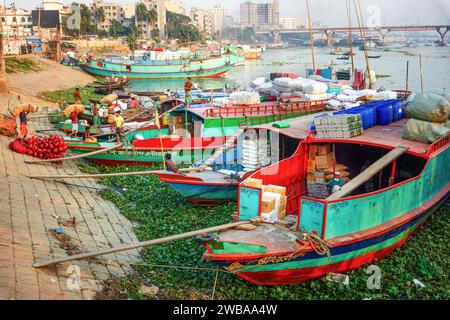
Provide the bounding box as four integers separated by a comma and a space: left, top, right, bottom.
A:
202, 100, 328, 118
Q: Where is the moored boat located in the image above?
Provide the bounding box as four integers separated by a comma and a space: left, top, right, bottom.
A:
201, 117, 449, 285
79, 48, 240, 79
65, 100, 328, 166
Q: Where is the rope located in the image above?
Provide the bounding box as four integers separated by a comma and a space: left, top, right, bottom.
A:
299, 232, 333, 261
227, 229, 332, 275
211, 266, 220, 300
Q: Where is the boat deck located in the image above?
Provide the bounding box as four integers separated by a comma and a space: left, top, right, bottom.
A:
257, 117, 430, 155
185, 171, 233, 183
217, 221, 302, 253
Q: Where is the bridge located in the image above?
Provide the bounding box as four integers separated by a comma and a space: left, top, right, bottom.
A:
255, 25, 450, 46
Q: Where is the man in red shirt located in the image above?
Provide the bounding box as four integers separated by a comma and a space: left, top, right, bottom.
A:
74, 88, 82, 104
68, 111, 79, 139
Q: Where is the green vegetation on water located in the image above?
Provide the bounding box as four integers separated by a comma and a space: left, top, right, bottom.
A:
5, 57, 42, 74
79, 164, 450, 300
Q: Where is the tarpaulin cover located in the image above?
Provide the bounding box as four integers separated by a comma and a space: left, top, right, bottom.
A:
405, 92, 450, 123
403, 118, 450, 143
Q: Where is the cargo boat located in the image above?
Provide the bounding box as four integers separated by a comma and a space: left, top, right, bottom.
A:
79, 50, 241, 79
65, 100, 328, 166
202, 118, 449, 285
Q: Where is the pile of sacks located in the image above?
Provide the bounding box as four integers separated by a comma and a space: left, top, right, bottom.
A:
403, 92, 450, 143
229, 91, 261, 105
326, 89, 399, 111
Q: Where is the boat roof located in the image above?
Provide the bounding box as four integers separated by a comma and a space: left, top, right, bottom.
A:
255, 117, 431, 155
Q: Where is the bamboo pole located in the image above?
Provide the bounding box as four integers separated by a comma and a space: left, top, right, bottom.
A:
33, 220, 253, 268
154, 106, 166, 170
24, 143, 124, 164
346, 0, 355, 73
305, 0, 316, 72
26, 169, 160, 180
353, 0, 373, 89
406, 60, 409, 91
419, 54, 424, 93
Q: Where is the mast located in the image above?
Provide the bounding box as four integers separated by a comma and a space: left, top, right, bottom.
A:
345, 0, 355, 73
353, 0, 373, 89
305, 0, 316, 72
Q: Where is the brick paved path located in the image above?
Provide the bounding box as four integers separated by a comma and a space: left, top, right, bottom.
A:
0, 116, 140, 300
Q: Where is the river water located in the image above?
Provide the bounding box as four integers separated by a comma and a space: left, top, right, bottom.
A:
127, 45, 450, 93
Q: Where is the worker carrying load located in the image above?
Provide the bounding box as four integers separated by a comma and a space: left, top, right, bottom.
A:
113, 109, 128, 145
11, 104, 37, 138
184, 77, 194, 105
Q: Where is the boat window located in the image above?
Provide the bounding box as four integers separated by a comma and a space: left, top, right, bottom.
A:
306, 142, 427, 199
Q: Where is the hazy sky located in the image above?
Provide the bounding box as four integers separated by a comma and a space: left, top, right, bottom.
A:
7, 0, 450, 25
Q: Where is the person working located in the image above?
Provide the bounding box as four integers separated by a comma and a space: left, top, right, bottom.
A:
68, 111, 79, 139
81, 120, 92, 141
18, 107, 30, 138
128, 97, 138, 109
184, 77, 193, 105
328, 172, 345, 194
113, 110, 128, 145
164, 153, 180, 173
74, 88, 82, 104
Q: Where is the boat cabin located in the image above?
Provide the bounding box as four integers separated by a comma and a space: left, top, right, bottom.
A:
236, 119, 449, 240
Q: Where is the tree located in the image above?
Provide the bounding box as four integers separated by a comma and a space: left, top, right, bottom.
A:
146, 8, 157, 38
166, 11, 202, 43
135, 2, 147, 39
126, 32, 138, 52
63, 3, 97, 36
94, 7, 105, 34
109, 20, 132, 37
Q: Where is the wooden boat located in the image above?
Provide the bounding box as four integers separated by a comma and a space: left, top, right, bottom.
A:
65, 100, 328, 165
237, 45, 263, 60
154, 164, 251, 205
330, 48, 346, 55
368, 55, 382, 59
79, 50, 240, 79
201, 117, 450, 285
337, 55, 350, 60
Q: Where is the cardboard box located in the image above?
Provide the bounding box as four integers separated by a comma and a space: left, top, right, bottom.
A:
317, 144, 331, 155
243, 178, 263, 189
261, 195, 276, 213
278, 195, 287, 220
307, 160, 316, 173
315, 153, 334, 169
307, 173, 315, 181
309, 144, 318, 158
313, 171, 325, 178
264, 184, 286, 196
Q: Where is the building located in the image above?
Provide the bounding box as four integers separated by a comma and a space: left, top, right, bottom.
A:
240, 0, 280, 29
164, 0, 186, 15
280, 17, 309, 30
42, 0, 64, 11
222, 15, 235, 30
190, 7, 213, 38
137, 0, 167, 39
207, 4, 228, 35
90, 0, 124, 32
0, 6, 33, 38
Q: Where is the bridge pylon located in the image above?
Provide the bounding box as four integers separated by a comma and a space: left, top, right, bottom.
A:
436, 26, 449, 46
